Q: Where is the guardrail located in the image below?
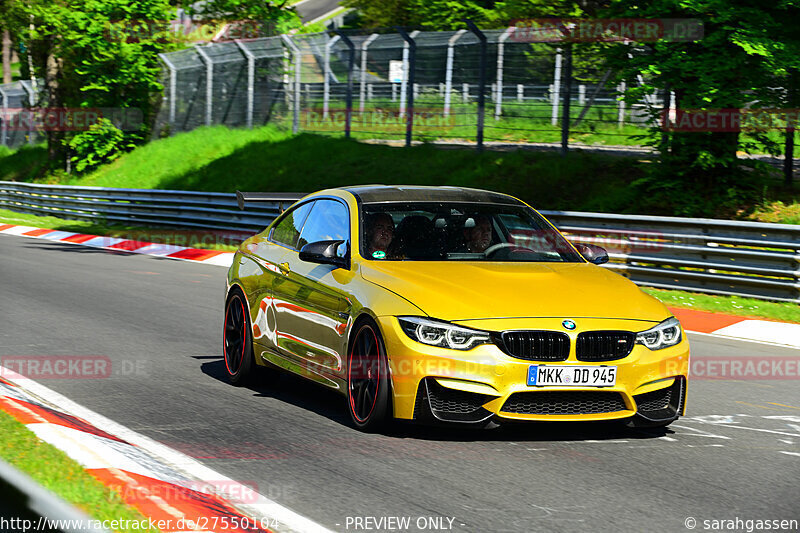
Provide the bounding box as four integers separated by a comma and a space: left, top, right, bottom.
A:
2, 181, 798, 303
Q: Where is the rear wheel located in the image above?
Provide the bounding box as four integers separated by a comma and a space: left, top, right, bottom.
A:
347, 319, 391, 431
223, 288, 255, 385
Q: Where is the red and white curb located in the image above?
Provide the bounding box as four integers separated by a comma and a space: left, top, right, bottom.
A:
2, 223, 798, 348
0, 368, 332, 533
670, 307, 800, 349
0, 224, 234, 267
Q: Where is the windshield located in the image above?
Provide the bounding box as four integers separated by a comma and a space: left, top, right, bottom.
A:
360, 202, 584, 262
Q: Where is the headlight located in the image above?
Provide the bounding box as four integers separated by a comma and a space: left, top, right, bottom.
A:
636, 318, 682, 350
398, 316, 491, 350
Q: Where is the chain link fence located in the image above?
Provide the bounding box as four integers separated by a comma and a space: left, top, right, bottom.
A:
152, 28, 669, 150
0, 80, 45, 150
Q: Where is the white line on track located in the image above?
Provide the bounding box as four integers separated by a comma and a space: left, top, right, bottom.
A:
682, 422, 800, 438
686, 330, 800, 350
0, 366, 334, 533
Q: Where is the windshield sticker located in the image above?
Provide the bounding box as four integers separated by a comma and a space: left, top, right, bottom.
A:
372, 250, 386, 259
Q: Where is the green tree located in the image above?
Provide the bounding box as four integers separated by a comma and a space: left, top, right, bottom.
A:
601, 0, 800, 215
0, 0, 303, 174
342, 0, 503, 29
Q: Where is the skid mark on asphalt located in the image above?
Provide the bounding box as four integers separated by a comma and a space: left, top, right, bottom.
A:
768, 402, 800, 410
735, 400, 787, 410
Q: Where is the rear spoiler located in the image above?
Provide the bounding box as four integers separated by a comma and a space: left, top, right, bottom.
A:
236, 191, 304, 211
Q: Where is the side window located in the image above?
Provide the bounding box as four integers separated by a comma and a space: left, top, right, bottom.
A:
271, 201, 315, 249
297, 200, 350, 256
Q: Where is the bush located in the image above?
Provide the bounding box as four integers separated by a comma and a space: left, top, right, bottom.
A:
67, 118, 134, 174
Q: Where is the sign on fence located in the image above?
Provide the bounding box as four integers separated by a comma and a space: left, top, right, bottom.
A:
389, 61, 404, 83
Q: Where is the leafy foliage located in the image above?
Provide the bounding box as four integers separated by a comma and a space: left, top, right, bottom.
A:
600, 0, 800, 215
67, 118, 133, 174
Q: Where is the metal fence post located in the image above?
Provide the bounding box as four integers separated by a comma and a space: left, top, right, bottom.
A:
0, 86, 7, 146
494, 27, 512, 120
282, 35, 301, 134
359, 33, 378, 114
444, 30, 466, 117
551, 48, 562, 126
578, 84, 585, 106
334, 31, 355, 139
397, 28, 417, 147
195, 46, 214, 126
399, 30, 419, 119
617, 81, 626, 128
158, 53, 178, 128
234, 41, 255, 128
573, 69, 612, 128
462, 82, 469, 103
660, 83, 671, 155
20, 80, 35, 144
464, 20, 486, 152
323, 35, 340, 119
560, 44, 573, 156
517, 84, 523, 103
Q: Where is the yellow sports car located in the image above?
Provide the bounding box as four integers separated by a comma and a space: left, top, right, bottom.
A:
225, 186, 689, 431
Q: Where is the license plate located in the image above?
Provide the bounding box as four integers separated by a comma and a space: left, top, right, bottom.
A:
527, 365, 617, 387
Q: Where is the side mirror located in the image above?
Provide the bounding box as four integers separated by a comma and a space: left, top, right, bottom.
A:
299, 240, 348, 269
576, 243, 609, 265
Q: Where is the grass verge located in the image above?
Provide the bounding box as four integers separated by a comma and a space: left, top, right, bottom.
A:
0, 208, 241, 252
70, 127, 645, 215
643, 287, 800, 324
0, 409, 157, 532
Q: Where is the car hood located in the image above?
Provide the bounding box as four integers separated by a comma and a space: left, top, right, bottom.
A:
359, 261, 669, 322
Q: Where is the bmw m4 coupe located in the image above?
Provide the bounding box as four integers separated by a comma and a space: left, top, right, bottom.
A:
224, 186, 689, 431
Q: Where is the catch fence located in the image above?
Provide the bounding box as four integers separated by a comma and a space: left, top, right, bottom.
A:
151, 27, 668, 151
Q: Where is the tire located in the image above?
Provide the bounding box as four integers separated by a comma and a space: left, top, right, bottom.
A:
223, 287, 255, 385
347, 318, 391, 431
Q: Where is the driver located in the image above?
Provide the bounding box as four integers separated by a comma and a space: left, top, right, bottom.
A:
463, 214, 492, 253
365, 213, 395, 258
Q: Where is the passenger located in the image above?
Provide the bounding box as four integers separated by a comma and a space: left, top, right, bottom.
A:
463, 214, 493, 253
365, 213, 395, 259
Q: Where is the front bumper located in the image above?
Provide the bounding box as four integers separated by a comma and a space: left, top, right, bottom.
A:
378, 316, 689, 423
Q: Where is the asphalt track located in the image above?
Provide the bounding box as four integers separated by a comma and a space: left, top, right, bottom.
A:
1, 234, 798, 533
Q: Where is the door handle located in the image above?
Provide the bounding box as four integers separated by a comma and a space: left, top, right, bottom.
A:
279, 262, 291, 274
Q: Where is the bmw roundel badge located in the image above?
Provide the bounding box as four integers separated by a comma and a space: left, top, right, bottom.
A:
562, 320, 576, 330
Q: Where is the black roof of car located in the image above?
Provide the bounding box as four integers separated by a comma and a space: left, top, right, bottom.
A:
344, 185, 525, 205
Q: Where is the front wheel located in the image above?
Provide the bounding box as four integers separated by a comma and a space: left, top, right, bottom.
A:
347, 319, 391, 431
223, 289, 255, 385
